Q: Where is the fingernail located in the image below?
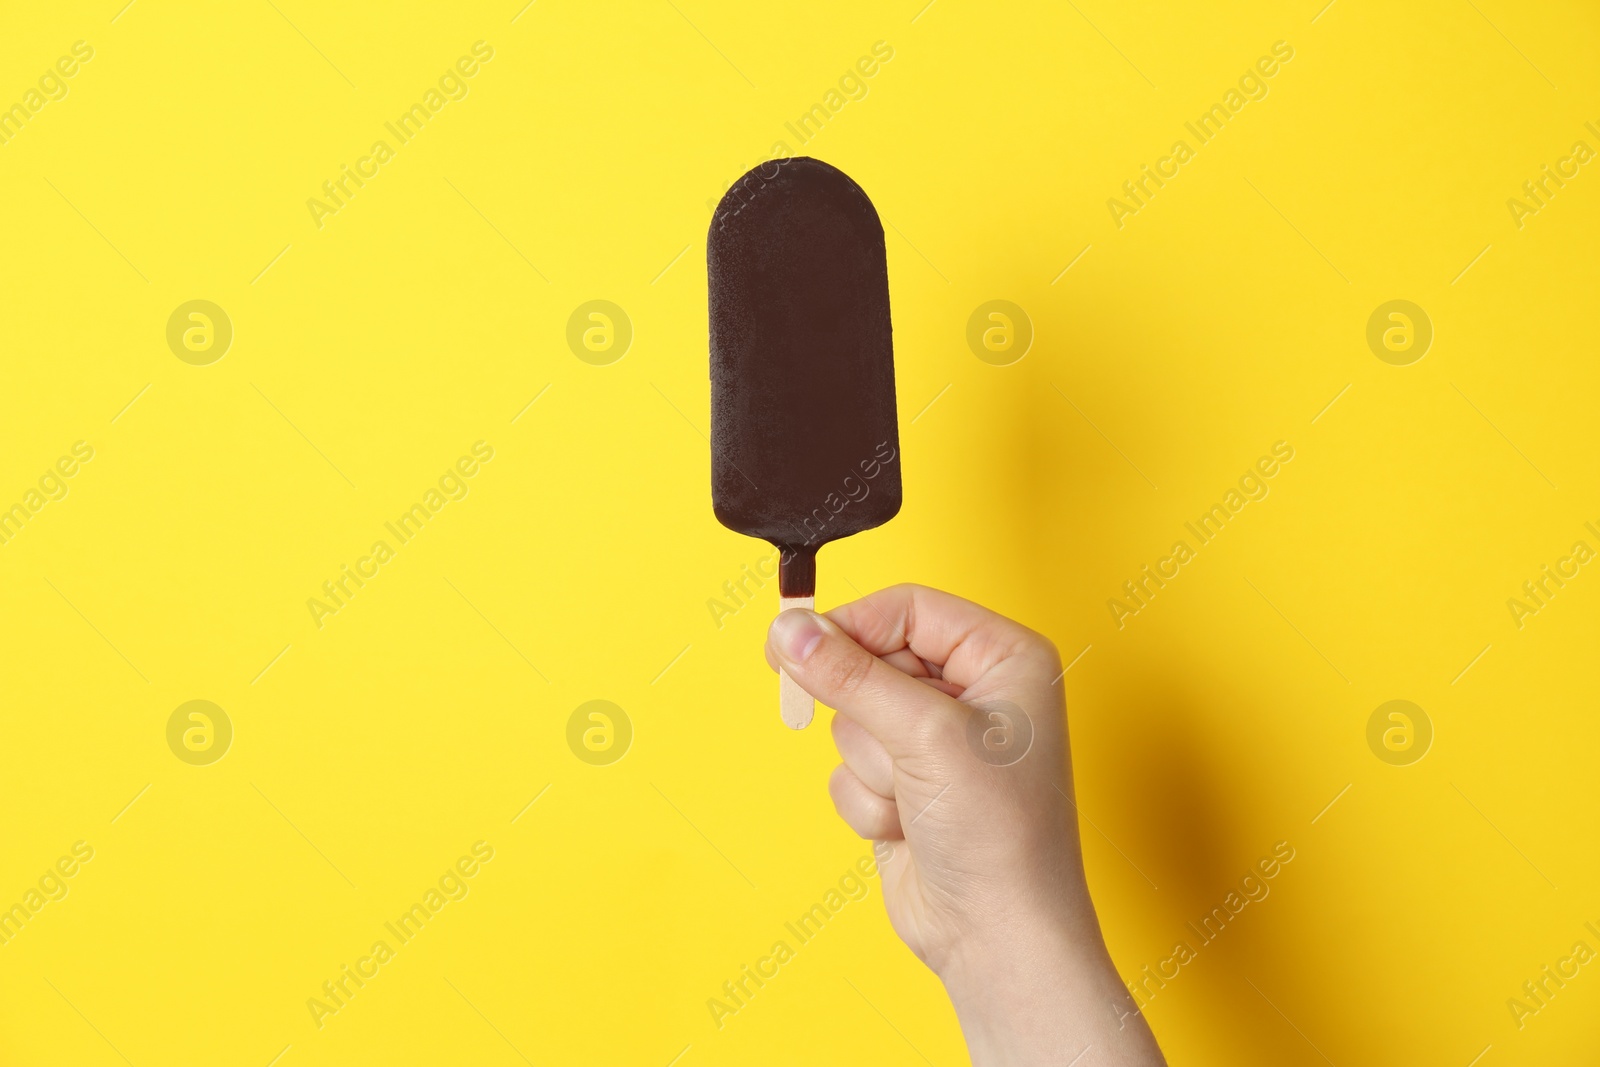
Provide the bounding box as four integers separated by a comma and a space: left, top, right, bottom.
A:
770, 609, 825, 663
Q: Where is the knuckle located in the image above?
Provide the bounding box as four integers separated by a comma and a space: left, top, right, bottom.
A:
1012, 625, 1061, 666
821, 645, 876, 697
907, 701, 964, 753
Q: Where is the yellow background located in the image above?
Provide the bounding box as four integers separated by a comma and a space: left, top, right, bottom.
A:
1, 1, 1597, 1063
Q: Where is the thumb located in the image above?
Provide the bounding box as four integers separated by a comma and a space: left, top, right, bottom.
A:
767, 608, 962, 758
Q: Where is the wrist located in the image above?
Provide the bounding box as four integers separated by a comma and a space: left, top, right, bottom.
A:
938, 907, 1162, 1067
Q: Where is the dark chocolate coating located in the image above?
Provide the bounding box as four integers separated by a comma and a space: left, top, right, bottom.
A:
708, 157, 902, 597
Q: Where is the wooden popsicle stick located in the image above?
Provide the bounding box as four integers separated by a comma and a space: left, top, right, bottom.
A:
778, 594, 815, 729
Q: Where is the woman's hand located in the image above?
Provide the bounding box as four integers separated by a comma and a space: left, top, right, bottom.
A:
766, 584, 1164, 1066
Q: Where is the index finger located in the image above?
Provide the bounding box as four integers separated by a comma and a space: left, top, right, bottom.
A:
823, 584, 1051, 690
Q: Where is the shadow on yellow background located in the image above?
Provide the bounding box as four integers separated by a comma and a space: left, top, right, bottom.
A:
1, 1, 1597, 1064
